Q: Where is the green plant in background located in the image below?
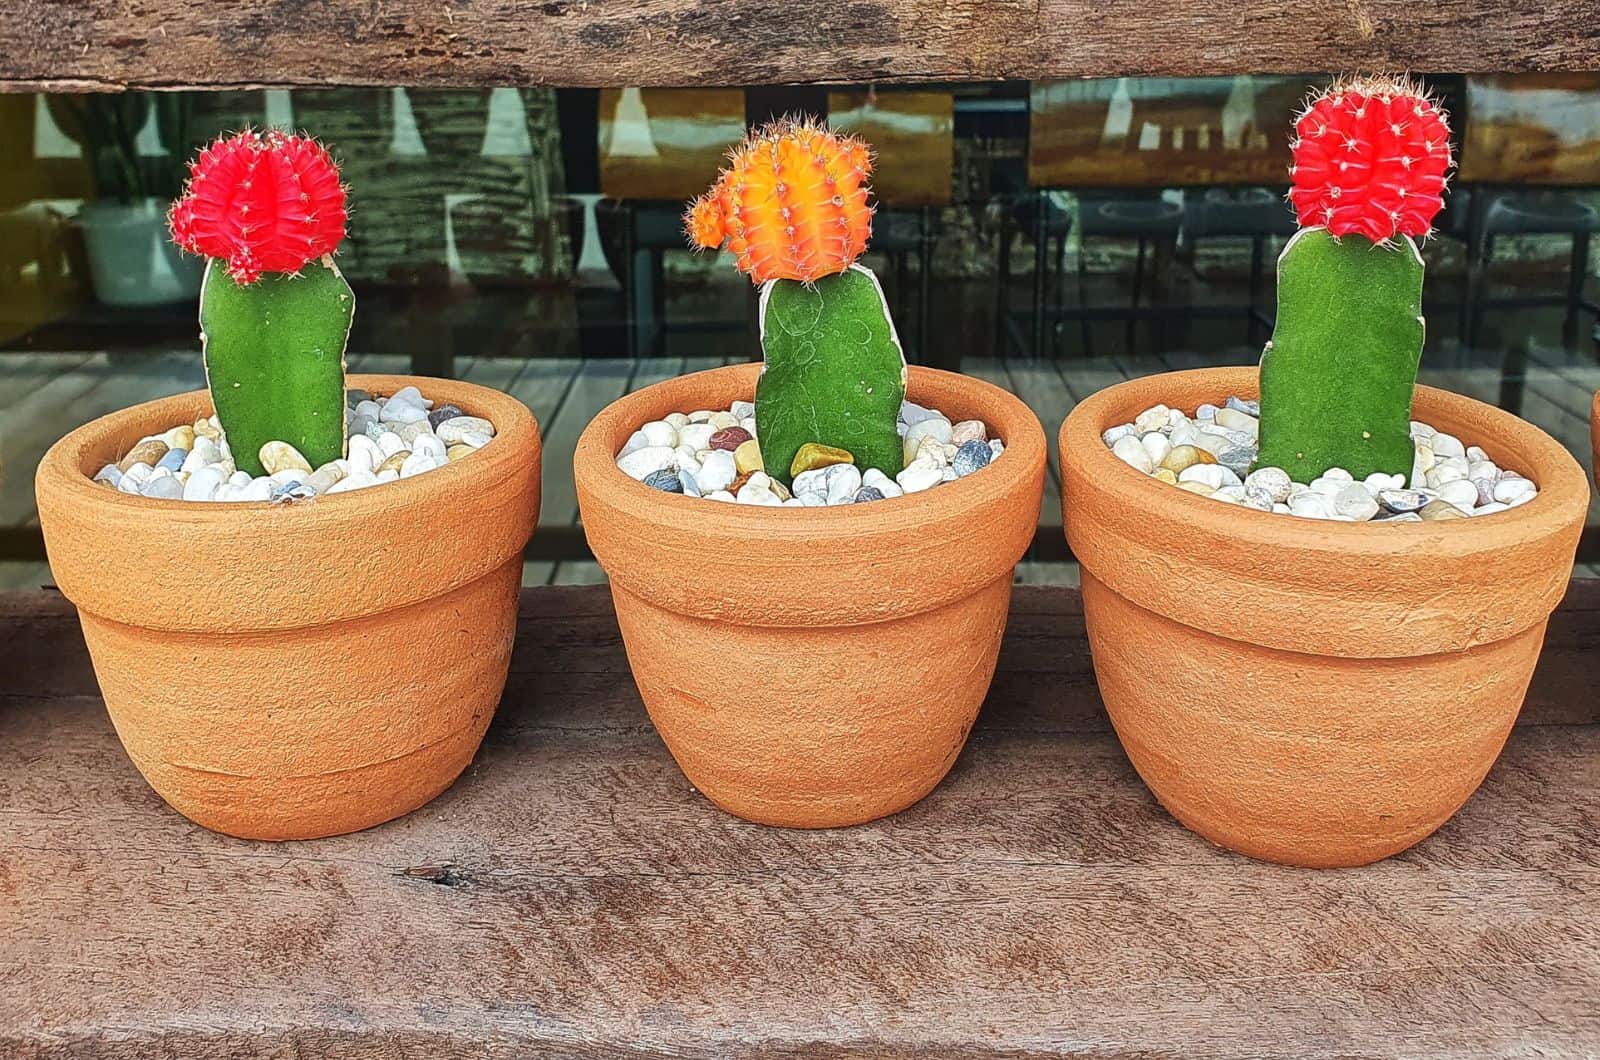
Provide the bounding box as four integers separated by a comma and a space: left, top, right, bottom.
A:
1254, 76, 1454, 483
46, 93, 196, 203
685, 117, 906, 487
169, 129, 353, 475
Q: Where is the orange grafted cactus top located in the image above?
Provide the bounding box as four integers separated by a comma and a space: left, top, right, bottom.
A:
685, 117, 874, 285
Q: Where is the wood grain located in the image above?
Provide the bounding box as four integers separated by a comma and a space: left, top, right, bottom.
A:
4, 0, 1599, 92
1, 583, 1597, 1057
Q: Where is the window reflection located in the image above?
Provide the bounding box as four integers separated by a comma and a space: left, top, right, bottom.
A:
1, 76, 1596, 584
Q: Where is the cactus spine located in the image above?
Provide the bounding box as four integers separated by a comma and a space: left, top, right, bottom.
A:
200, 257, 353, 476
687, 118, 905, 485
1255, 76, 1453, 483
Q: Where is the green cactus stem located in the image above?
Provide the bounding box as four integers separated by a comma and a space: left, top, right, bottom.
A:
754, 264, 907, 486
1255, 228, 1425, 482
200, 256, 353, 477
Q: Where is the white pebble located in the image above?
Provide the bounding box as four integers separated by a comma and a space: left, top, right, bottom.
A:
730, 400, 755, 421
1332, 483, 1379, 521
1112, 435, 1155, 473
347, 434, 382, 475
436, 416, 495, 446
678, 423, 715, 452
823, 464, 863, 505
1178, 464, 1229, 490
399, 450, 438, 478
1243, 466, 1293, 503
617, 446, 677, 481
326, 470, 378, 494
1493, 477, 1537, 505
896, 459, 944, 494
697, 450, 737, 492
1133, 405, 1171, 434
1101, 424, 1136, 447
379, 400, 428, 424
618, 430, 650, 458
1430, 432, 1465, 458
238, 477, 273, 502
1436, 479, 1480, 510
640, 420, 678, 448
1140, 432, 1172, 467
902, 418, 953, 464
862, 468, 903, 498
376, 431, 406, 458
412, 434, 447, 465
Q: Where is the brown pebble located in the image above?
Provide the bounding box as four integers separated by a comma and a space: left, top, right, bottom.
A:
118, 439, 168, 473
709, 426, 752, 452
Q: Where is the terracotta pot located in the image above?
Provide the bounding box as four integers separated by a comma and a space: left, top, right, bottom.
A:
1062, 367, 1588, 867
576, 364, 1046, 827
35, 374, 540, 840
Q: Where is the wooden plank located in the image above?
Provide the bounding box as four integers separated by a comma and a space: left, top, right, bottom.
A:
0, 349, 205, 528
1459, 73, 1600, 185
0, 583, 1596, 1058
537, 357, 639, 528
5, 2, 1597, 91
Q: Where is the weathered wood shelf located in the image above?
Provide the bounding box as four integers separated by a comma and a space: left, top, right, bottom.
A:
2, 583, 1597, 1057
4, 0, 1599, 91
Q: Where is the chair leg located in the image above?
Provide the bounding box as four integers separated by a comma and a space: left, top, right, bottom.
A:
1031, 190, 1047, 358
919, 206, 935, 368
1466, 232, 1491, 351
994, 204, 1013, 358
1052, 230, 1067, 358
1127, 237, 1147, 353
1078, 239, 1094, 359
1247, 236, 1265, 346
1565, 232, 1590, 349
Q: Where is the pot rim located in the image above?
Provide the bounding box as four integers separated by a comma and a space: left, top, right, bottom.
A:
35, 373, 541, 632
574, 362, 1048, 626
574, 362, 1048, 542
1062, 365, 1589, 562
1061, 366, 1589, 657
38, 372, 536, 520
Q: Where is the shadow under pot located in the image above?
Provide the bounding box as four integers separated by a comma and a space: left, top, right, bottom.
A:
1061, 366, 1588, 868
575, 363, 1047, 828
34, 374, 542, 841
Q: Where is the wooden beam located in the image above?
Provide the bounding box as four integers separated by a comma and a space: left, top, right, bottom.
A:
2, 583, 1597, 1055
4, 0, 1599, 92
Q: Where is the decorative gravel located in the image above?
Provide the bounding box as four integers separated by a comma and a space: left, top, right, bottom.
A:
1103, 397, 1537, 521
91, 386, 494, 502
616, 399, 1003, 505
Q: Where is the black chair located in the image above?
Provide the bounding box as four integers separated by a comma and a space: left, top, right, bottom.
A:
1461, 189, 1599, 350
1179, 188, 1298, 345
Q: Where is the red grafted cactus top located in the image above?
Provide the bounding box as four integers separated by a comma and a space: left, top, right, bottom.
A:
169, 129, 348, 285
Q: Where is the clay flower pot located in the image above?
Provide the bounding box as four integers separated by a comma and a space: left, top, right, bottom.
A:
35, 374, 540, 841
576, 363, 1046, 827
1062, 367, 1588, 867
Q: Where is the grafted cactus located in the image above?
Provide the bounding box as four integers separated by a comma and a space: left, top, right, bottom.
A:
170, 130, 352, 476
1255, 76, 1453, 482
686, 118, 905, 486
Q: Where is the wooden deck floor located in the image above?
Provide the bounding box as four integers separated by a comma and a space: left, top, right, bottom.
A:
3, 347, 1598, 590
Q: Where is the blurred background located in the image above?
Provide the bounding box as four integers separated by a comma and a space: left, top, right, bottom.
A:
2, 75, 1597, 587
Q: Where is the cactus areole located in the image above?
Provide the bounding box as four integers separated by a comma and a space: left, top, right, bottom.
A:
1255, 77, 1454, 483
169, 130, 353, 477
686, 118, 908, 486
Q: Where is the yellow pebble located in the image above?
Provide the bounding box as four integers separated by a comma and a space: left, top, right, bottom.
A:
446, 444, 473, 463
734, 438, 764, 475
1177, 480, 1215, 496
258, 440, 313, 475
163, 425, 196, 452
1152, 468, 1178, 485
118, 439, 168, 473
1161, 444, 1203, 474
1193, 447, 1217, 465
375, 451, 410, 475
789, 442, 854, 478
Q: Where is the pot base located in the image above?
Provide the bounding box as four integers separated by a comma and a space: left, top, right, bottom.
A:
613, 575, 1010, 829
1084, 569, 1535, 868
83, 558, 520, 841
